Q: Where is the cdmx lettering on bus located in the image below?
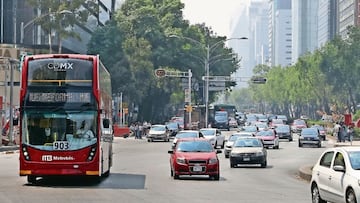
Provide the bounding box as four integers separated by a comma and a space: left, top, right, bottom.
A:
47, 62, 74, 71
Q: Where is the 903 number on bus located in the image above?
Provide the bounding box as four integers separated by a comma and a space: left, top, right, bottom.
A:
53, 141, 70, 150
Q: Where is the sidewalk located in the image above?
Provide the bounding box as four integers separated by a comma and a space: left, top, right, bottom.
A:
0, 144, 19, 153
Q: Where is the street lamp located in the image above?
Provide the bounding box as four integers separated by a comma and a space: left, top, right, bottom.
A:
169, 35, 247, 127
20, 9, 73, 53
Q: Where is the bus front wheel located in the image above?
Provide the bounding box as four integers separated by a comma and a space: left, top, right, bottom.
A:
27, 175, 37, 184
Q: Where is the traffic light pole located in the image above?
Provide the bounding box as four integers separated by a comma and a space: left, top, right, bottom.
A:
155, 69, 193, 129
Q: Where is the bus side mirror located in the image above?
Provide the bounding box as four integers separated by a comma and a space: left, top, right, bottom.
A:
103, 119, 110, 128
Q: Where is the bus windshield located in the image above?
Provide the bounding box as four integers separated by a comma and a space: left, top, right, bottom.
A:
22, 110, 97, 151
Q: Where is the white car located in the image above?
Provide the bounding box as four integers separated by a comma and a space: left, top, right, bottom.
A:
172, 130, 204, 148
224, 132, 254, 158
199, 128, 225, 149
310, 147, 360, 203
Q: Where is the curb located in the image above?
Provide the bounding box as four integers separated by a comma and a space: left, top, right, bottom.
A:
0, 145, 19, 154
298, 165, 312, 182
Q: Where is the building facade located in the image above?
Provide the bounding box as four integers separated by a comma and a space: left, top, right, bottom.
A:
338, 0, 360, 38
268, 0, 292, 67
291, 0, 318, 64
318, 0, 337, 47
0, 0, 120, 114
0, 0, 118, 54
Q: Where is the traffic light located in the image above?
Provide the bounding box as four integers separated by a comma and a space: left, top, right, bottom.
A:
154, 69, 166, 77
251, 76, 267, 84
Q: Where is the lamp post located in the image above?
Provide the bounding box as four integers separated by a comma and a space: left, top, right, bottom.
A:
20, 9, 73, 53
169, 35, 247, 127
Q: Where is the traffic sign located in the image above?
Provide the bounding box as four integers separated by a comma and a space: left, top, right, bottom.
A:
251, 76, 267, 84
155, 69, 166, 77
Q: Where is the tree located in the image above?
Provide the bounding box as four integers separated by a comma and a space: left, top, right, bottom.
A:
87, 0, 242, 122
26, 0, 97, 53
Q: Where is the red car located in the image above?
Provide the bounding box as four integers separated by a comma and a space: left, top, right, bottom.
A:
168, 138, 221, 180
255, 129, 280, 149
291, 119, 307, 133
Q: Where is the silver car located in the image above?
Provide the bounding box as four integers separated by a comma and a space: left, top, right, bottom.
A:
200, 128, 225, 149
146, 124, 170, 142
224, 132, 254, 158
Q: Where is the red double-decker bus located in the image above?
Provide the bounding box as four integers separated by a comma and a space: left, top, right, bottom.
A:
19, 54, 113, 184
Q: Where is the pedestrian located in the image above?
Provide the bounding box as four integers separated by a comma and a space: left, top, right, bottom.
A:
340, 123, 347, 142
334, 122, 341, 142
135, 122, 140, 139
129, 123, 135, 137
139, 123, 143, 139
347, 125, 354, 142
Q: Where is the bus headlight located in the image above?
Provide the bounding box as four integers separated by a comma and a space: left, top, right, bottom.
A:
22, 145, 31, 161
87, 145, 97, 161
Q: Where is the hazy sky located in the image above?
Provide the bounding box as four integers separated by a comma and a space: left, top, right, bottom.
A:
180, 0, 250, 37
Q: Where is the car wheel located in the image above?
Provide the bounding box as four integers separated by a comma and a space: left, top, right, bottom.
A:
298, 142, 302, 147
221, 141, 225, 149
346, 188, 357, 203
261, 160, 267, 168
318, 143, 321, 148
289, 137, 293, 142
311, 184, 326, 203
225, 154, 229, 158
214, 141, 217, 149
230, 162, 236, 168
173, 174, 179, 180
170, 169, 173, 177
212, 174, 220, 180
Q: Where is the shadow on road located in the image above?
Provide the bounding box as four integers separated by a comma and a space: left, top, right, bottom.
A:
24, 173, 146, 189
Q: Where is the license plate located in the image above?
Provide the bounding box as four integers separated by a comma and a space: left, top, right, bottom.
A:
193, 166, 202, 172
243, 157, 250, 161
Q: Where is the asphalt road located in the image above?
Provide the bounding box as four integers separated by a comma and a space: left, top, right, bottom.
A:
0, 130, 333, 203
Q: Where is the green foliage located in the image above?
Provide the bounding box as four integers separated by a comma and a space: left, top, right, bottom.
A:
233, 26, 360, 119
26, 0, 97, 53
353, 110, 360, 121
86, 0, 240, 122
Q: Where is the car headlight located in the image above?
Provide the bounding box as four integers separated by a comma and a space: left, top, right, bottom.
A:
255, 151, 264, 156
176, 158, 186, 164
209, 158, 218, 164
230, 152, 241, 157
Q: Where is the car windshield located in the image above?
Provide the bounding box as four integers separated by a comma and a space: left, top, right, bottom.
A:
294, 120, 306, 125
311, 125, 325, 131
151, 125, 166, 131
256, 131, 273, 137
166, 122, 178, 129
242, 126, 258, 132
348, 151, 360, 170
234, 139, 262, 147
276, 125, 290, 132
200, 129, 216, 136
301, 129, 318, 137
176, 141, 213, 152
272, 119, 283, 124
255, 123, 267, 128
229, 135, 241, 141
176, 132, 198, 139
